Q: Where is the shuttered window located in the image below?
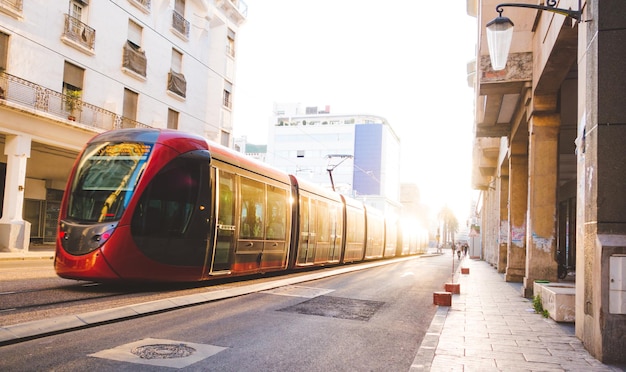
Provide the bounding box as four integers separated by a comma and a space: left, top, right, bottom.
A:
171, 49, 182, 73
128, 20, 142, 48
174, 0, 185, 14
167, 109, 179, 129
0, 32, 8, 71
63, 61, 84, 90
123, 88, 138, 120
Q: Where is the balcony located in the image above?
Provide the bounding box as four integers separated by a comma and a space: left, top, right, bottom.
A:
167, 70, 186, 98
122, 41, 147, 78
172, 10, 190, 39
0, 72, 151, 130
128, 0, 150, 13
216, 0, 247, 24
0, 0, 22, 18
62, 14, 96, 53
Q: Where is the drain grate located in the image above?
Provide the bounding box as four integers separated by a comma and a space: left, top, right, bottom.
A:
279, 295, 384, 321
131, 343, 196, 359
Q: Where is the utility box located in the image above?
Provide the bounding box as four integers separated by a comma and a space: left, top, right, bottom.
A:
609, 255, 626, 314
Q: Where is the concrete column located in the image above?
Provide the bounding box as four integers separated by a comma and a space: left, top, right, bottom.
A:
0, 135, 31, 252
497, 174, 509, 273
506, 155, 527, 282
576, 0, 626, 363
522, 112, 559, 297
484, 188, 499, 266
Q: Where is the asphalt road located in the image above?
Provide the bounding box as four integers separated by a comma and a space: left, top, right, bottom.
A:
0, 253, 454, 371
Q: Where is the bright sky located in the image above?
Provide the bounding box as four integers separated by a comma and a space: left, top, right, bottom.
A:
232, 0, 478, 222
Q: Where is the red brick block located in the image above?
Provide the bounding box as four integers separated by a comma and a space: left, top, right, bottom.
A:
461, 267, 470, 274
445, 282, 460, 294
433, 291, 452, 306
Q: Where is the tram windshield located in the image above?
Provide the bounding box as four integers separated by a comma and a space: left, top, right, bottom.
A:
68, 141, 152, 222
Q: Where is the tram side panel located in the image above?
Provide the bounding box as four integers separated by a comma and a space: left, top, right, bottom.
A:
290, 176, 344, 268
383, 215, 398, 258
342, 196, 366, 263
364, 207, 385, 260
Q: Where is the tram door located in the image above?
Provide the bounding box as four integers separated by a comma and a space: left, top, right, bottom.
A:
210, 170, 235, 273
297, 196, 317, 265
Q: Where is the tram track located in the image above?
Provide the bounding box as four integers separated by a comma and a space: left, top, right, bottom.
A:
0, 264, 328, 328
0, 283, 125, 313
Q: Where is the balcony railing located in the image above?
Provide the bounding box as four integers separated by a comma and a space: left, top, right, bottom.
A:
0, 72, 151, 130
122, 41, 147, 77
63, 14, 96, 51
0, 0, 23, 14
172, 10, 190, 38
167, 70, 186, 98
232, 0, 248, 17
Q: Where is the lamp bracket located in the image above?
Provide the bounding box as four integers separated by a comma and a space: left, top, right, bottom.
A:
496, 0, 581, 22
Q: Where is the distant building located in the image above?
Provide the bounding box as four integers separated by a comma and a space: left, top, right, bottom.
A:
266, 103, 401, 215
234, 136, 266, 162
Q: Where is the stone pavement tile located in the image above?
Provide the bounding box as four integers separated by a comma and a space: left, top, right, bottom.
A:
484, 327, 513, 335
515, 339, 575, 350
485, 333, 542, 343
430, 354, 470, 371
464, 348, 526, 361
494, 358, 565, 371
492, 343, 552, 355
435, 341, 465, 358
453, 356, 500, 371
466, 336, 518, 347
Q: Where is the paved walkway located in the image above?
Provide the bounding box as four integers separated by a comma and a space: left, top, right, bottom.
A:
410, 255, 625, 371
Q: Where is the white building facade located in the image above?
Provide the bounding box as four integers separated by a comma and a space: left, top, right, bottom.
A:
0, 0, 246, 252
266, 103, 402, 215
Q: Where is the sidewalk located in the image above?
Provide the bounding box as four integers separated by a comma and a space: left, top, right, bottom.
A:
0, 244, 55, 261
410, 256, 625, 371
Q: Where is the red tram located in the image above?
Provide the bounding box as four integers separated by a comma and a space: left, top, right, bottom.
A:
54, 128, 426, 282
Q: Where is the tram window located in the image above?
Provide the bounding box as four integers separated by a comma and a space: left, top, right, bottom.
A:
266, 186, 286, 240
317, 201, 329, 243
69, 142, 150, 222
132, 159, 199, 237
240, 177, 264, 240
218, 171, 235, 226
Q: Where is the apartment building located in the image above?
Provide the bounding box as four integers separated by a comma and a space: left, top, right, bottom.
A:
0, 0, 246, 251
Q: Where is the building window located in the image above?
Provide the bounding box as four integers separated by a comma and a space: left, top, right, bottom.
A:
221, 131, 230, 147
167, 49, 186, 97
0, 31, 8, 71
227, 28, 236, 57
172, 0, 190, 38
123, 20, 147, 77
171, 48, 182, 73
223, 80, 232, 108
128, 19, 142, 47
167, 109, 179, 129
70, 1, 83, 21
63, 61, 84, 116
63, 1, 96, 51
122, 88, 139, 128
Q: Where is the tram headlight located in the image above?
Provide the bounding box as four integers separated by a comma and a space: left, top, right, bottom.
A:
93, 228, 115, 244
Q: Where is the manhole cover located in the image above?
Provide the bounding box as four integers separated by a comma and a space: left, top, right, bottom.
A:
90, 338, 226, 368
131, 344, 196, 359
279, 295, 384, 321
